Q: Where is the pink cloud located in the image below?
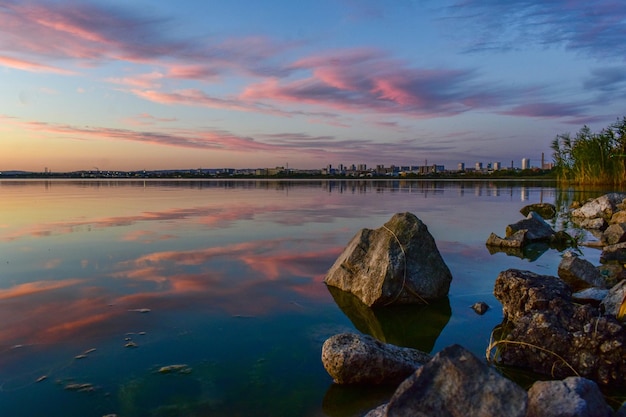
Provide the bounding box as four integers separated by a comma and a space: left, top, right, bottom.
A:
0, 279, 85, 300
0, 54, 73, 74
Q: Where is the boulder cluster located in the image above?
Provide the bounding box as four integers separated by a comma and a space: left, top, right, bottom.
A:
320, 199, 626, 416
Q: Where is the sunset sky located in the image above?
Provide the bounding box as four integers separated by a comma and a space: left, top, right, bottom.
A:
1, 0, 625, 172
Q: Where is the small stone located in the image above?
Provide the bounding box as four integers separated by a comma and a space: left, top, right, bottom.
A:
158, 364, 192, 374
124, 341, 138, 348
471, 301, 489, 315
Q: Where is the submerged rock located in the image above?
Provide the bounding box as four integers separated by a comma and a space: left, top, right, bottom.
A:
324, 212, 452, 307
321, 332, 431, 385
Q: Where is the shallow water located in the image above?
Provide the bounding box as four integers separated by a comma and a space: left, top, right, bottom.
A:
0, 179, 608, 416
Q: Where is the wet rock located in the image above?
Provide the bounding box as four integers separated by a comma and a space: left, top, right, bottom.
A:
575, 217, 608, 230
321, 332, 431, 385
506, 211, 556, 242
600, 280, 626, 320
601, 223, 626, 246
471, 301, 489, 315
520, 202, 556, 219
526, 377, 613, 417
572, 287, 609, 305
370, 344, 527, 417
493, 269, 626, 386
557, 251, 607, 291
572, 193, 626, 219
600, 242, 626, 263
324, 212, 452, 307
486, 230, 526, 248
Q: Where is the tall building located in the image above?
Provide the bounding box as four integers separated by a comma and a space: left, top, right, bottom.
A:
457, 162, 465, 171
521, 158, 530, 170
475, 162, 483, 171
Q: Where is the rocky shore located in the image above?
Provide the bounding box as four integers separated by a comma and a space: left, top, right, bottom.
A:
320, 195, 626, 416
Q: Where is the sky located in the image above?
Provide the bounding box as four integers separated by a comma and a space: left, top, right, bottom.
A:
1, 0, 626, 172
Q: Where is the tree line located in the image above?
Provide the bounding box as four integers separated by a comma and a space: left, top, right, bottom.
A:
551, 117, 626, 185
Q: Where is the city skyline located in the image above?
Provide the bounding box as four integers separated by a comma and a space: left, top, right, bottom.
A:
1, 1, 625, 172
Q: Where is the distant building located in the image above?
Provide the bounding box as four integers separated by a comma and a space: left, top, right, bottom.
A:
458, 162, 465, 171
521, 158, 530, 170
493, 162, 501, 170
475, 162, 483, 171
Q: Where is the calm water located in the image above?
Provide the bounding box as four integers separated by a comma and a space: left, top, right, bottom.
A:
0, 179, 606, 416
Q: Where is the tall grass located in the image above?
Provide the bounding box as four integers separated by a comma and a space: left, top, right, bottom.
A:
551, 117, 626, 185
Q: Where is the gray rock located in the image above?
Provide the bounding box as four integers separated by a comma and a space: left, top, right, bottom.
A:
486, 230, 526, 248
600, 280, 626, 320
575, 217, 608, 230
558, 251, 607, 291
527, 377, 613, 417
321, 333, 431, 385
520, 202, 557, 219
324, 212, 452, 307
572, 287, 609, 305
380, 344, 527, 417
363, 404, 386, 417
601, 223, 626, 246
600, 242, 626, 263
506, 211, 556, 242
572, 193, 626, 219
493, 269, 626, 386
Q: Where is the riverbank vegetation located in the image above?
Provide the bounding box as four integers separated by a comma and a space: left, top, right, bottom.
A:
551, 117, 626, 185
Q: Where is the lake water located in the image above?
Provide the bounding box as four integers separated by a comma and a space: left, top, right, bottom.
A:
0, 179, 608, 416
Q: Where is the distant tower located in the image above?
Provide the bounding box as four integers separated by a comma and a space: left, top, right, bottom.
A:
458, 162, 465, 171
541, 153, 545, 169
522, 158, 530, 170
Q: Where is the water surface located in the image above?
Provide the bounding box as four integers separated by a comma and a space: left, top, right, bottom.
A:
0, 179, 603, 416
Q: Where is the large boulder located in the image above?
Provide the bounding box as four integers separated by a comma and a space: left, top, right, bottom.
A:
366, 344, 527, 417
324, 212, 452, 307
321, 333, 431, 385
526, 377, 613, 417
505, 211, 556, 242
572, 193, 626, 219
520, 202, 556, 219
493, 269, 626, 386
557, 251, 607, 291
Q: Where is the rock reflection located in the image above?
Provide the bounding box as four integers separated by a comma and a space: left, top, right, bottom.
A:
327, 286, 451, 353
486, 242, 550, 261
322, 383, 395, 417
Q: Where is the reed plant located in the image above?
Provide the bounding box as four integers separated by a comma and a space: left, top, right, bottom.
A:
551, 117, 626, 185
